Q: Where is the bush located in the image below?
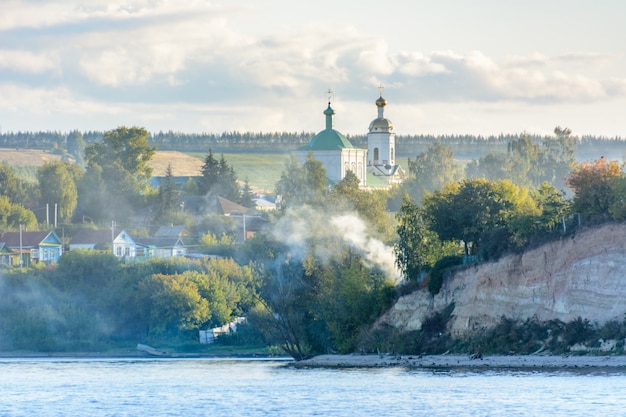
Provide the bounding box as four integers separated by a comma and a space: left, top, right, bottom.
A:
428, 256, 463, 295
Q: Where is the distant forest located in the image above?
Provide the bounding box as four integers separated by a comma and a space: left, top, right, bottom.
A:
1, 130, 624, 161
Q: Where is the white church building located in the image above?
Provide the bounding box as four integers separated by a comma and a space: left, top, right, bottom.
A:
295, 101, 368, 186
366, 91, 405, 184
295, 89, 404, 188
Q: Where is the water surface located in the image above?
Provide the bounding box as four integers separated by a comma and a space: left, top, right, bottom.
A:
1, 357, 624, 416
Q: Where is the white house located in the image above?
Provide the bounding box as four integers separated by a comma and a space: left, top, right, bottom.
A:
69, 229, 137, 258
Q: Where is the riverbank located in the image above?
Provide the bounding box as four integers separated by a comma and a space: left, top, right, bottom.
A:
292, 353, 626, 370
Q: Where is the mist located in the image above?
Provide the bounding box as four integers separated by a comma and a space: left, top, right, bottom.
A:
272, 205, 401, 282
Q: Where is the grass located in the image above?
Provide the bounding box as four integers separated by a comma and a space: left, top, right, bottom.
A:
187, 152, 291, 194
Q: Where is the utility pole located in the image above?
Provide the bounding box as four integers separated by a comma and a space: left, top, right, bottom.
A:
19, 224, 23, 269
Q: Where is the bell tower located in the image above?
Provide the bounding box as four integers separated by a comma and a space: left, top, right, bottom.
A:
367, 85, 395, 168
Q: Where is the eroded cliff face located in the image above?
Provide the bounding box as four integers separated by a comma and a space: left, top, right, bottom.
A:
381, 223, 626, 336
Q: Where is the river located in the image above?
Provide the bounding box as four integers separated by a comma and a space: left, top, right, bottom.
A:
1, 357, 625, 416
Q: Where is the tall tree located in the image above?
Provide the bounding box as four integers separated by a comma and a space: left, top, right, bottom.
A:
198, 150, 241, 202
37, 161, 78, 224
541, 126, 577, 189
404, 142, 463, 202
275, 153, 327, 209
82, 126, 156, 221
156, 163, 180, 223
394, 194, 438, 281
66, 130, 86, 168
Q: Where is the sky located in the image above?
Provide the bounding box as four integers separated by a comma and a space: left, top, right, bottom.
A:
1, 0, 626, 137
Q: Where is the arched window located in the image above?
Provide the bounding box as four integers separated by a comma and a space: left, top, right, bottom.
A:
373, 148, 379, 164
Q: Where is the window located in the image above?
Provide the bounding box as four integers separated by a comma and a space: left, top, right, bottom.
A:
373, 148, 379, 163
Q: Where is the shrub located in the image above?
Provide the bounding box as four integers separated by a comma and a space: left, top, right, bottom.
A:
428, 255, 463, 295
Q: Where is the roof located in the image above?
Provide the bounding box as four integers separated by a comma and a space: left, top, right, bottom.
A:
300, 102, 354, 151
216, 196, 248, 216
70, 229, 117, 245
135, 237, 185, 248
369, 94, 394, 132
1, 231, 61, 248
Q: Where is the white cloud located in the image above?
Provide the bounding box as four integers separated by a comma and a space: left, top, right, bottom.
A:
0, 50, 59, 74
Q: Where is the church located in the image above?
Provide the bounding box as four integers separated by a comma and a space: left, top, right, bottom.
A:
295, 88, 404, 188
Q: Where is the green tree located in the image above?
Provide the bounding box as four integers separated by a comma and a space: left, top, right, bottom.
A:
0, 195, 37, 230
155, 163, 180, 223
85, 126, 155, 182
275, 153, 327, 209
0, 163, 33, 207
540, 126, 577, 189
565, 157, 623, 222
144, 272, 210, 337
82, 126, 156, 221
507, 134, 540, 187
66, 130, 86, 168
423, 179, 535, 256
240, 179, 256, 209
76, 163, 110, 223
394, 194, 451, 281
37, 161, 78, 224
466, 153, 509, 181
198, 150, 241, 202
404, 142, 463, 202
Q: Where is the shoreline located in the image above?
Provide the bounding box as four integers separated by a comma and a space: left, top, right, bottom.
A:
291, 353, 626, 370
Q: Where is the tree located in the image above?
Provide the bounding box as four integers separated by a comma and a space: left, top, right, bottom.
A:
240, 179, 256, 209
0, 163, 33, 207
404, 142, 463, 202
394, 194, 451, 281
82, 126, 156, 221
143, 272, 210, 337
198, 150, 241, 202
37, 161, 78, 224
540, 126, 577, 189
422, 179, 535, 256
275, 153, 327, 209
466, 153, 509, 181
66, 130, 86, 168
85, 126, 155, 182
507, 134, 540, 187
0, 195, 37, 230
155, 163, 180, 223
332, 171, 394, 240
565, 157, 622, 222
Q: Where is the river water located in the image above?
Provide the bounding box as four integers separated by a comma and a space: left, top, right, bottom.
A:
1, 357, 625, 416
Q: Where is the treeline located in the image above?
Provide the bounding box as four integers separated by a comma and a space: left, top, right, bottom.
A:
1, 130, 624, 157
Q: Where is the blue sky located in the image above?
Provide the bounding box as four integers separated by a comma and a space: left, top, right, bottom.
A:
1, 0, 625, 137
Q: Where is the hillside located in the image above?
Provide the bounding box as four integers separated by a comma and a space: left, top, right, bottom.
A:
380, 223, 626, 336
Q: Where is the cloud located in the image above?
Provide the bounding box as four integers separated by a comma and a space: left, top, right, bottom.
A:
0, 50, 59, 74
1, 1, 626, 135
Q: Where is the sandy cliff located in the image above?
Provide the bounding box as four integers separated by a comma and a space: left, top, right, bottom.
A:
381, 223, 626, 336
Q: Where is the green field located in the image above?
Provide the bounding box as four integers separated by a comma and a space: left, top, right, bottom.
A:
187, 152, 291, 194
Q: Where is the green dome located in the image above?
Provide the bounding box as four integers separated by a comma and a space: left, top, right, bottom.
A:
302, 129, 354, 150
300, 102, 354, 150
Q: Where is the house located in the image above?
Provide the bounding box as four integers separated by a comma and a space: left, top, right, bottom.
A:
69, 229, 137, 258
134, 237, 187, 259
0, 242, 17, 266
0, 231, 63, 266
